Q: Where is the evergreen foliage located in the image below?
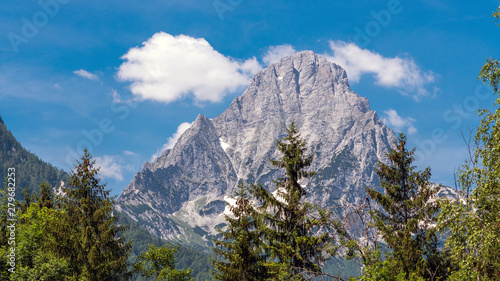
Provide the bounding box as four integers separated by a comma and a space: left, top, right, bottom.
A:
35, 181, 55, 209
365, 133, 448, 280
60, 148, 133, 280
0, 115, 69, 198
213, 122, 333, 280
19, 185, 33, 214
175, 246, 214, 281
212, 183, 270, 281
253, 122, 333, 280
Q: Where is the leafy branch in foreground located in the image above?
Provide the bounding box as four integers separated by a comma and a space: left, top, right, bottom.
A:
437, 5, 500, 280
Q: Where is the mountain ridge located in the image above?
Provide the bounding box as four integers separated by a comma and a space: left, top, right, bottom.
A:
116, 51, 397, 247
0, 114, 69, 197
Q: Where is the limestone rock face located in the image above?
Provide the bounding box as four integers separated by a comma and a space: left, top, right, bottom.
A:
116, 51, 397, 246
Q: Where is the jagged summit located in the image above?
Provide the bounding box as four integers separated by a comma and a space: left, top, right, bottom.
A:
116, 51, 396, 246
231, 51, 356, 119
0, 114, 4, 125
213, 51, 378, 185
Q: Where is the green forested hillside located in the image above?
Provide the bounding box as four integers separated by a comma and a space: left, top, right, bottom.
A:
0, 115, 69, 197
116, 211, 214, 281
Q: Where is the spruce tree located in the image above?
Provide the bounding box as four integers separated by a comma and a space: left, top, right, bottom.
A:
366, 133, 443, 279
61, 148, 132, 280
35, 181, 54, 209
20, 185, 33, 214
251, 122, 332, 280
212, 182, 270, 281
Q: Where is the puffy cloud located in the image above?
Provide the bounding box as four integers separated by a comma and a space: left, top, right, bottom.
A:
73, 69, 99, 81
263, 44, 297, 65
117, 32, 262, 104
151, 122, 193, 161
382, 109, 417, 135
325, 41, 435, 100
95, 155, 124, 181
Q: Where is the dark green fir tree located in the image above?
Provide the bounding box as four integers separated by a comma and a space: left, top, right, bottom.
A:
61, 149, 132, 280
251, 122, 333, 280
365, 133, 448, 280
212, 182, 270, 281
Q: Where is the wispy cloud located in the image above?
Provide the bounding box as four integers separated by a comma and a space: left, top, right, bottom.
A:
151, 122, 193, 161
325, 41, 435, 101
95, 155, 124, 181
263, 44, 297, 65
381, 109, 417, 135
111, 89, 123, 103
117, 32, 262, 104
123, 150, 136, 156
73, 69, 99, 81
94, 151, 140, 181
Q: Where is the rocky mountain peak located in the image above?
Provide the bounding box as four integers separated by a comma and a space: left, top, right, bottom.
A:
116, 51, 396, 246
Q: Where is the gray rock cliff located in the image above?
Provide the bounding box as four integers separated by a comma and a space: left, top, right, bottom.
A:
116, 51, 397, 246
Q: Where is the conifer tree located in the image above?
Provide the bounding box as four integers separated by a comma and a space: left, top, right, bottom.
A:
212, 183, 270, 281
35, 181, 54, 209
61, 148, 132, 280
251, 122, 332, 280
366, 133, 443, 279
20, 185, 33, 213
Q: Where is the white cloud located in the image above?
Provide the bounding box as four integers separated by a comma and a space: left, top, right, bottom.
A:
151, 122, 193, 161
382, 109, 417, 135
123, 150, 136, 156
117, 32, 262, 104
325, 41, 435, 100
263, 44, 297, 65
73, 69, 99, 81
95, 155, 124, 181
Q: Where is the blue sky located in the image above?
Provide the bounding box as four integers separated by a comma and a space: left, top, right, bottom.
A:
1, 0, 499, 196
